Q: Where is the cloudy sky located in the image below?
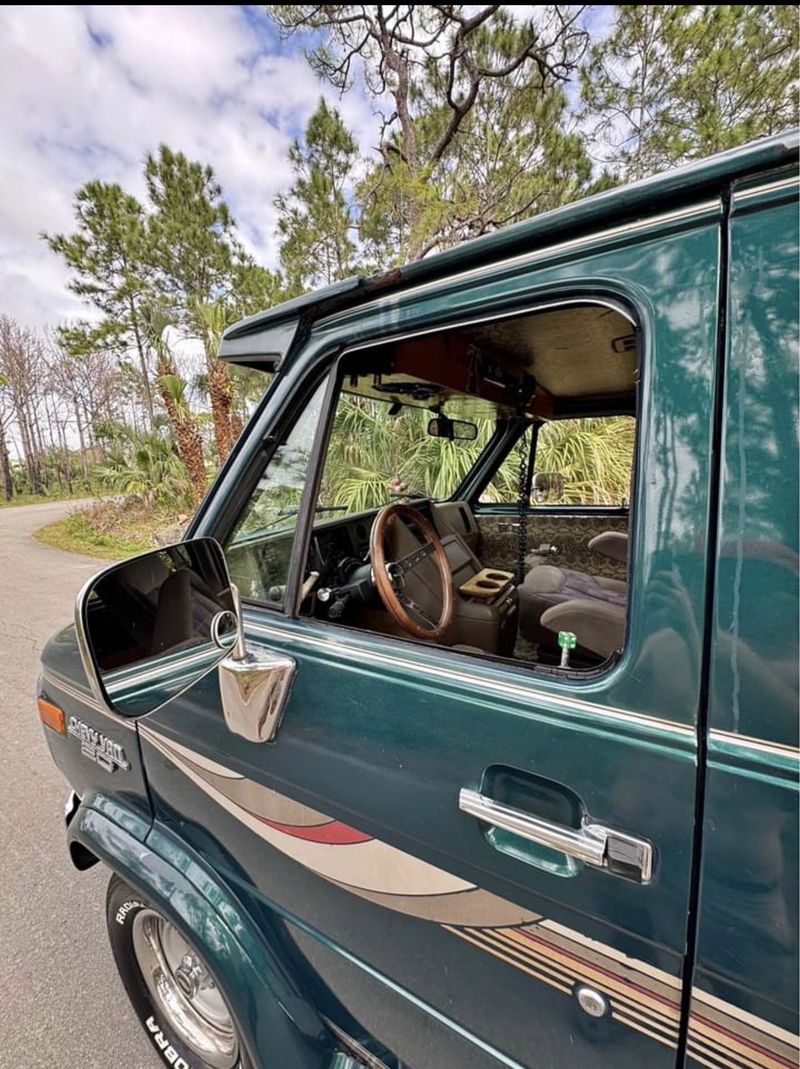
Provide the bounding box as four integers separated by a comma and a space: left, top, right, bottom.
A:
1, 6, 615, 333
0, 5, 379, 330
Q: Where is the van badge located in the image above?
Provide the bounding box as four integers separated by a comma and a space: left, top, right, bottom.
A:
67, 716, 130, 773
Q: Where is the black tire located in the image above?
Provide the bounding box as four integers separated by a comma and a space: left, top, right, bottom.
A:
106, 874, 253, 1069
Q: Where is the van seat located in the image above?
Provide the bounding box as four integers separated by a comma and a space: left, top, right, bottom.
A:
518, 564, 627, 659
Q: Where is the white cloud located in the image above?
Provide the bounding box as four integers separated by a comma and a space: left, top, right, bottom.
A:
0, 5, 376, 330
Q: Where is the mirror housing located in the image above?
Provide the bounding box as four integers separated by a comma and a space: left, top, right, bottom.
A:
75, 537, 296, 740
428, 415, 478, 441
75, 538, 236, 718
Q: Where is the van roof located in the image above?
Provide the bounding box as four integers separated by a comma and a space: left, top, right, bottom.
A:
220, 129, 799, 365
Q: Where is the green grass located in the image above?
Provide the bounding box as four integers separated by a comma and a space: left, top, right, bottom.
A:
0, 490, 97, 509
34, 512, 151, 560
33, 500, 179, 560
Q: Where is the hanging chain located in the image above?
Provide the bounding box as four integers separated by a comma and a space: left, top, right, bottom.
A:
516, 427, 529, 584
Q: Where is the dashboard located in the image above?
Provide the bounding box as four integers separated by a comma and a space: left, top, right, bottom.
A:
310, 515, 372, 574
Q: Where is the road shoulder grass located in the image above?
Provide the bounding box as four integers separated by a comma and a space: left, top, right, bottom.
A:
34, 500, 185, 560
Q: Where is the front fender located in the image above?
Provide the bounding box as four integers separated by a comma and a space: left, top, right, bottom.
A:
69, 796, 334, 1069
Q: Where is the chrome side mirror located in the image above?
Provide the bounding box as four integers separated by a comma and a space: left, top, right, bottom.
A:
76, 538, 237, 718
75, 538, 295, 740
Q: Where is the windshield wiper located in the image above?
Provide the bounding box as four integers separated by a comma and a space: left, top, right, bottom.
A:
256, 505, 347, 531
278, 505, 347, 518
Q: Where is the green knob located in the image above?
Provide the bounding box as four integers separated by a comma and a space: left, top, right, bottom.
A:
558, 631, 577, 650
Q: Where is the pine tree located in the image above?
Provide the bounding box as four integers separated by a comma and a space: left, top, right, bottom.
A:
144, 145, 250, 461
269, 6, 589, 263
581, 5, 799, 180
275, 99, 359, 295
44, 182, 156, 424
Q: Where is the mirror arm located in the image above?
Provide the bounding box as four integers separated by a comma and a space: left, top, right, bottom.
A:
230, 583, 248, 662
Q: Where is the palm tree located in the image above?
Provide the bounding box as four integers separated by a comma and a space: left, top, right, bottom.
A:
319, 399, 494, 511
94, 418, 192, 507
320, 399, 635, 509
193, 300, 237, 462
140, 304, 207, 504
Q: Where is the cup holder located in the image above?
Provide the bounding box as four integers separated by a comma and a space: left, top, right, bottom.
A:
459, 567, 515, 600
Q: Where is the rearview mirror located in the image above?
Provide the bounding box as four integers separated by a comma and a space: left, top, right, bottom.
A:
428, 415, 478, 441
75, 538, 236, 718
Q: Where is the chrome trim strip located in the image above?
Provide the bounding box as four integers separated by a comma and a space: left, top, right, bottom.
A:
105, 644, 222, 695
245, 619, 694, 741
339, 296, 636, 358
74, 568, 112, 711
735, 175, 799, 201
321, 1018, 390, 1069
41, 668, 140, 729
318, 200, 720, 326
709, 729, 800, 760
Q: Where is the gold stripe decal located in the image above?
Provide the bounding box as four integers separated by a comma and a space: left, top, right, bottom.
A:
687, 988, 799, 1069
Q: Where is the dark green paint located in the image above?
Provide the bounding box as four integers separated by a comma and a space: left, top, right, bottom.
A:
692, 180, 799, 1036
37, 135, 800, 1069
69, 799, 334, 1069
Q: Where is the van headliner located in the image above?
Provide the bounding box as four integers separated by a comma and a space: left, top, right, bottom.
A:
220, 130, 799, 369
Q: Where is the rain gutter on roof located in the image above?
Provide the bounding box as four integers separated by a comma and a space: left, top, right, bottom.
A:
218, 130, 799, 371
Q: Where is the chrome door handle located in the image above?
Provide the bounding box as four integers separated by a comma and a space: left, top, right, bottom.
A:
459, 789, 653, 883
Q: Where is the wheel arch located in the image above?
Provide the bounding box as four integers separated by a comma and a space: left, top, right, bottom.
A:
68, 799, 334, 1069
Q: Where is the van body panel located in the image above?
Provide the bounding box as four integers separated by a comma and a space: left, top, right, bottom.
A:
139, 213, 724, 1068
686, 174, 800, 1069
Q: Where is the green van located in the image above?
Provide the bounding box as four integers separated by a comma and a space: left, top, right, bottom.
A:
38, 131, 798, 1069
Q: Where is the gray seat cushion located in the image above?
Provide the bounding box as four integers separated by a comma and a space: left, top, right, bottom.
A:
518, 564, 627, 658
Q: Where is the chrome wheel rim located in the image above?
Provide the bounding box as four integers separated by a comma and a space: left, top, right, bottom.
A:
132, 909, 238, 1069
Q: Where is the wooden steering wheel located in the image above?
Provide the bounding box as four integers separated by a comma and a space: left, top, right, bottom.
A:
370, 503, 454, 640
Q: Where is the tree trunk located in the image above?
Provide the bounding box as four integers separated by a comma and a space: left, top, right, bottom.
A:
155, 357, 207, 504
230, 409, 244, 442
19, 410, 42, 494
207, 357, 234, 463
57, 416, 73, 494
75, 403, 90, 481
0, 424, 13, 500
130, 301, 156, 427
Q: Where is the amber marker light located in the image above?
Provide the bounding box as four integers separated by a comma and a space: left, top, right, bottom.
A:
38, 697, 66, 736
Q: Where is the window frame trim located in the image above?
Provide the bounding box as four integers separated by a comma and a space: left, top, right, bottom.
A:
218, 364, 340, 613
221, 289, 641, 683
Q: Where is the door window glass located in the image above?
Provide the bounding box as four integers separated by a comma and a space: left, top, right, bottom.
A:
223, 379, 327, 605
317, 394, 494, 518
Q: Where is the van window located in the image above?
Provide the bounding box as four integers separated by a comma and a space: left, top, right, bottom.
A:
482, 416, 635, 506
223, 300, 639, 673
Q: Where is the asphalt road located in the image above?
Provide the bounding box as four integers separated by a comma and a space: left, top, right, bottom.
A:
0, 500, 158, 1069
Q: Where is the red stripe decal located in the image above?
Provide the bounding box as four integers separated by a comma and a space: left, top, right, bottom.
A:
253, 814, 373, 845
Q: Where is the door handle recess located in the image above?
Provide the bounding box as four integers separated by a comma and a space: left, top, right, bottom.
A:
459, 789, 654, 884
